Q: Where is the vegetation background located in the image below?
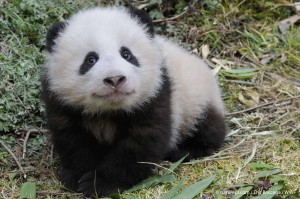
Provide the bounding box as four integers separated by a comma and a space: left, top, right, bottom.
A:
0, 0, 299, 198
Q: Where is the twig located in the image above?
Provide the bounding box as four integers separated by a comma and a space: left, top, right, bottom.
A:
0, 140, 26, 178
183, 138, 249, 165
153, 9, 188, 23
138, 161, 175, 174
215, 138, 247, 155
242, 142, 257, 168
23, 128, 48, 159
227, 95, 300, 116
183, 156, 233, 165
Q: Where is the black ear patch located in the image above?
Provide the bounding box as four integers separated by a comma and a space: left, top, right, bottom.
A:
128, 7, 154, 37
46, 21, 66, 53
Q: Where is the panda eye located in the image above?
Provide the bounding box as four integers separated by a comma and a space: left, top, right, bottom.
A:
87, 56, 97, 65
121, 50, 131, 60
79, 51, 99, 75
120, 46, 139, 67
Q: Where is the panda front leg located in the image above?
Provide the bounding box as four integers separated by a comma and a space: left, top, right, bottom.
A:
77, 128, 172, 198
51, 129, 103, 192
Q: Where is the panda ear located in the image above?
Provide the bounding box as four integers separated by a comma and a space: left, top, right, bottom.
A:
46, 21, 66, 53
127, 7, 154, 37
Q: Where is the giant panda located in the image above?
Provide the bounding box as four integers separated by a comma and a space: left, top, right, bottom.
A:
42, 6, 226, 197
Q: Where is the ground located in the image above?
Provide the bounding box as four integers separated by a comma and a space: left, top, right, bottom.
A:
0, 0, 299, 198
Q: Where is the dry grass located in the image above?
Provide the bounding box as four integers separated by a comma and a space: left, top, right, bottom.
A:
0, 0, 299, 198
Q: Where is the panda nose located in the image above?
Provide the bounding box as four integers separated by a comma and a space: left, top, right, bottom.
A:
103, 75, 126, 88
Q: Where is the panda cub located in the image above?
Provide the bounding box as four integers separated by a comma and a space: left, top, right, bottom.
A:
42, 6, 226, 197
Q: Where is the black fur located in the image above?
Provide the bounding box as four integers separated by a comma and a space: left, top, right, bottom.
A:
46, 21, 65, 53
43, 7, 226, 198
45, 7, 154, 54
42, 68, 172, 197
79, 51, 99, 75
128, 7, 154, 37
166, 106, 226, 162
120, 46, 140, 67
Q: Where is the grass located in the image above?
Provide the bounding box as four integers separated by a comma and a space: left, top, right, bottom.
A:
0, 0, 299, 198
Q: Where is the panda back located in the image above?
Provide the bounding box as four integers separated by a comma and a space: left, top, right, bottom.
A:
155, 36, 224, 143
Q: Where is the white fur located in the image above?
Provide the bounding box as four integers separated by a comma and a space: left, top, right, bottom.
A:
44, 7, 224, 145
155, 36, 224, 146
45, 7, 163, 113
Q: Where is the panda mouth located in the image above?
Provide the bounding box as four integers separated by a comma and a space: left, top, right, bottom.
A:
92, 91, 135, 99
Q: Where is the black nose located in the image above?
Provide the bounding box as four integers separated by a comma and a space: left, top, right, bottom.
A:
103, 75, 126, 88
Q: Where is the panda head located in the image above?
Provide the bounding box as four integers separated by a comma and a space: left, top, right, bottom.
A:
44, 7, 163, 113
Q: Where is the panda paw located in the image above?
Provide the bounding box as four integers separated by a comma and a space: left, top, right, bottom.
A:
59, 169, 80, 191
77, 171, 97, 197
77, 171, 122, 198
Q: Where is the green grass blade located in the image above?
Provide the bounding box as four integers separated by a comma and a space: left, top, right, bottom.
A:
254, 168, 281, 179
232, 186, 253, 199
253, 184, 284, 199
172, 175, 216, 199
166, 154, 188, 174
249, 163, 275, 169
125, 174, 176, 193
161, 177, 186, 199
19, 182, 36, 199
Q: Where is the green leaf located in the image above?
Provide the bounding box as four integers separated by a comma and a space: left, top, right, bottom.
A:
249, 163, 275, 170
222, 72, 258, 79
19, 182, 36, 199
161, 177, 186, 199
166, 154, 188, 174
253, 184, 284, 199
172, 175, 216, 199
232, 184, 255, 188
123, 195, 139, 199
67, 195, 79, 199
270, 177, 285, 184
254, 168, 281, 179
125, 174, 176, 193
232, 186, 253, 199
223, 68, 258, 74
222, 68, 258, 79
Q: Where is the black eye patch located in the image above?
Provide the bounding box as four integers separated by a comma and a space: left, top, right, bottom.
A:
120, 46, 139, 67
79, 51, 99, 75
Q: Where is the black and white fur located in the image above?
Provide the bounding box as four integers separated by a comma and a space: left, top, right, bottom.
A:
42, 6, 226, 197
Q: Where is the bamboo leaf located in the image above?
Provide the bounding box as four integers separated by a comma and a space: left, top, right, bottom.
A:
166, 154, 188, 174
253, 184, 284, 199
223, 72, 258, 79
125, 174, 175, 193
172, 175, 216, 199
232, 186, 253, 199
161, 177, 186, 199
254, 169, 281, 179
19, 182, 36, 199
223, 68, 258, 74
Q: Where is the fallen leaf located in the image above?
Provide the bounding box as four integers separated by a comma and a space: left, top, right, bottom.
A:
211, 58, 230, 70
201, 44, 210, 59
238, 89, 259, 108
278, 15, 300, 34
260, 54, 277, 65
